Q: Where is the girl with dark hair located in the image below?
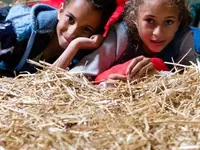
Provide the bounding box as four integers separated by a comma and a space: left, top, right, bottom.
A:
0, 0, 116, 74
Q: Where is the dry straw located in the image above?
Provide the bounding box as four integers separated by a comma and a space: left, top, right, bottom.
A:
0, 60, 200, 149
0, 0, 200, 149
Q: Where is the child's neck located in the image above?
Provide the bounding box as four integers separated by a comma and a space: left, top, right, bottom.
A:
42, 32, 64, 61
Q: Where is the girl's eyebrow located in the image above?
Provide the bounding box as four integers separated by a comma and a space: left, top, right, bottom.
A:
144, 15, 176, 19
67, 12, 76, 20
165, 16, 176, 19
144, 15, 155, 18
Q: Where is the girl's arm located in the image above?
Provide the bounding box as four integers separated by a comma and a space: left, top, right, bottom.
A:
95, 56, 169, 83
53, 35, 103, 69
125, 56, 168, 79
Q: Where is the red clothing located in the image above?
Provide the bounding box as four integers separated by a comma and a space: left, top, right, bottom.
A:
28, 0, 64, 8
95, 58, 169, 82
42, 0, 64, 8
103, 0, 127, 37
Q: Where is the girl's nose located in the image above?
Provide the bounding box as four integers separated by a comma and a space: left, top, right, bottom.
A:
153, 25, 163, 37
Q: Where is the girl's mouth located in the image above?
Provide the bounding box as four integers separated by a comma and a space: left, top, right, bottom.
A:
150, 40, 165, 46
63, 36, 71, 45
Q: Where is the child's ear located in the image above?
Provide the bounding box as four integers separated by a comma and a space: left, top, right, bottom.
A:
57, 3, 64, 20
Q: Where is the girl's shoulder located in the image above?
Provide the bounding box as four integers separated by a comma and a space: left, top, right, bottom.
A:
176, 26, 200, 54
161, 26, 199, 66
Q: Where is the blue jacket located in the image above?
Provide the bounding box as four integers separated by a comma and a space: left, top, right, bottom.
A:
0, 4, 57, 72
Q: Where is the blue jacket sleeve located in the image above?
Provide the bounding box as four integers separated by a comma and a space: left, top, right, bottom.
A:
5, 4, 32, 42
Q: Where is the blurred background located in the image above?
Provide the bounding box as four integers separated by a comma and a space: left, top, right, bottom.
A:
2, 0, 12, 3
0, 0, 60, 7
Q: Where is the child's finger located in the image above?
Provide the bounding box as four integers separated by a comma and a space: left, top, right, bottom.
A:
90, 35, 103, 48
128, 57, 150, 78
108, 73, 127, 81
90, 34, 103, 41
136, 62, 155, 78
126, 56, 144, 75
106, 78, 120, 85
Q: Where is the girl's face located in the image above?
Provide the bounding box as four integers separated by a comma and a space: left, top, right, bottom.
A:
57, 0, 102, 49
135, 0, 181, 54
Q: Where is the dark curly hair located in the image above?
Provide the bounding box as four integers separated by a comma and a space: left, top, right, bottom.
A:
123, 0, 193, 41
64, 0, 117, 33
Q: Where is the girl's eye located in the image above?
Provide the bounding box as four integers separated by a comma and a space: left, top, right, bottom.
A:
146, 18, 154, 24
66, 15, 75, 24
165, 20, 174, 25
82, 27, 93, 34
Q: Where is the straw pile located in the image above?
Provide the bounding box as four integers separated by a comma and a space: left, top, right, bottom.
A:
0, 64, 200, 150
0, 0, 200, 149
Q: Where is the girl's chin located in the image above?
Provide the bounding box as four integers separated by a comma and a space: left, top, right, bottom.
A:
143, 43, 164, 54
149, 45, 165, 53
150, 48, 163, 53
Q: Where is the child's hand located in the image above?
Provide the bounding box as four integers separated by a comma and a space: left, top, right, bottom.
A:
74, 34, 103, 50
52, 35, 103, 69
126, 56, 157, 79
106, 73, 127, 85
